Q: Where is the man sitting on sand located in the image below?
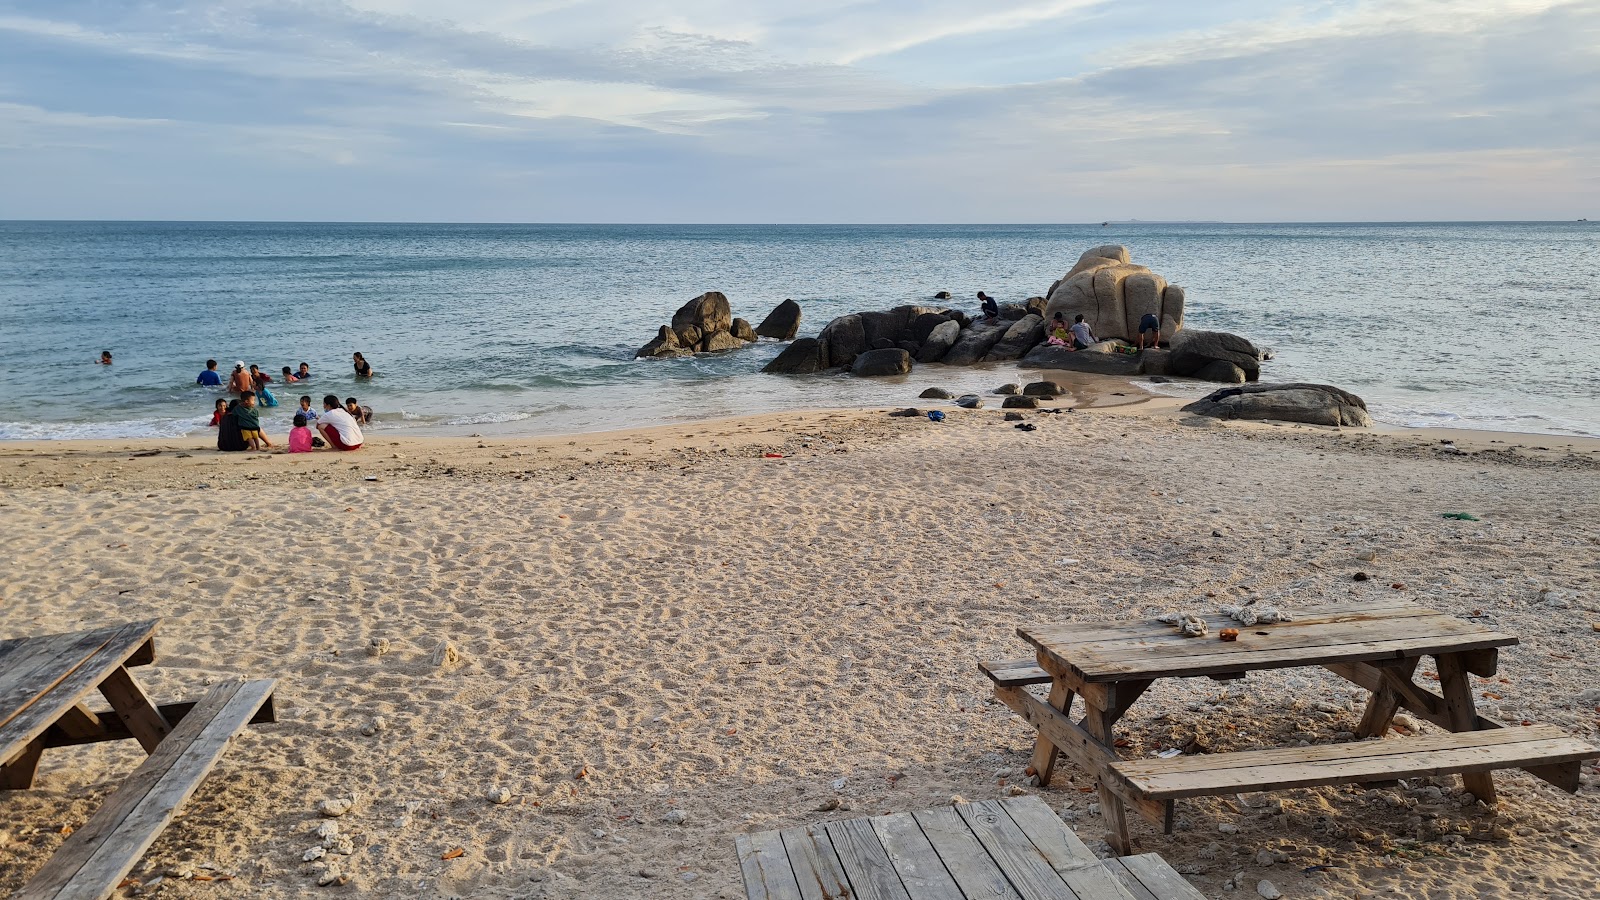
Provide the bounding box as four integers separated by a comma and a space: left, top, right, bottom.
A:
317, 394, 364, 451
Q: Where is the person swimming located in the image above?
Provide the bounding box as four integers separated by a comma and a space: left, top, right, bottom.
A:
96, 350, 112, 365
352, 352, 373, 377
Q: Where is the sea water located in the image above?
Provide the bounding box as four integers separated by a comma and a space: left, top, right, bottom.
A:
0, 221, 1595, 440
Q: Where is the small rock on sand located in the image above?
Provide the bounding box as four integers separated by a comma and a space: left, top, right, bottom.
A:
319, 797, 355, 818
663, 809, 688, 825
366, 638, 390, 657
1257, 879, 1282, 899
486, 786, 512, 805
429, 640, 462, 671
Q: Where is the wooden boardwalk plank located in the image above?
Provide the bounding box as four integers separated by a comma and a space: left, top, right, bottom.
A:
910, 805, 1022, 900
996, 796, 1097, 873
777, 826, 851, 900
1111, 855, 1205, 900
15, 679, 275, 900
824, 816, 914, 900
1, 622, 160, 765
954, 800, 1077, 900
1099, 858, 1156, 900
738, 831, 804, 900
870, 812, 964, 900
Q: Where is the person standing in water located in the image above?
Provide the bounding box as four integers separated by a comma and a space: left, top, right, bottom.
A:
96, 350, 112, 365
197, 359, 223, 386
352, 352, 373, 378
227, 362, 253, 397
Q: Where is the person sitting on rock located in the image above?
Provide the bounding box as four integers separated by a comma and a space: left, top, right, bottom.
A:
1070, 314, 1097, 350
978, 292, 999, 322
1047, 312, 1072, 346
1138, 313, 1161, 350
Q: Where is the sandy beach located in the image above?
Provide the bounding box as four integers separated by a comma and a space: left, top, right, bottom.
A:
2, 396, 1598, 900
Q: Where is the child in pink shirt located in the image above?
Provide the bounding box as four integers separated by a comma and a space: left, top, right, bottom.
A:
288, 414, 314, 453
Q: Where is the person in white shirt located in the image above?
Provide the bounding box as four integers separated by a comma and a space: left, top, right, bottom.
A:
316, 394, 364, 451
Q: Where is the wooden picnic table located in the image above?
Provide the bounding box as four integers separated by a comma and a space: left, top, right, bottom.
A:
983, 599, 1599, 854
1, 620, 275, 900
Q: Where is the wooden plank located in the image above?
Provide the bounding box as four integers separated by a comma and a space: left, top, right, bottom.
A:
1022, 599, 1435, 647
1058, 614, 1506, 676
910, 805, 1023, 900
1100, 859, 1157, 900
97, 668, 171, 754
1114, 855, 1206, 900
1066, 632, 1515, 683
777, 826, 852, 900
953, 800, 1077, 900
981, 659, 1054, 688
997, 797, 1100, 876
1111, 725, 1576, 774
1356, 658, 1419, 738
15, 679, 275, 900
824, 815, 914, 900
737, 831, 804, 900
2, 738, 44, 790
1029, 679, 1075, 787
0, 622, 161, 764
43, 698, 276, 750
869, 812, 964, 900
1058, 864, 1140, 900
1110, 729, 1598, 800
1324, 662, 1498, 732
0, 631, 119, 732
1436, 653, 1496, 803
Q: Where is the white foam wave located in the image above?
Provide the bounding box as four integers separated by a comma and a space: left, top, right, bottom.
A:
441, 410, 535, 426
0, 417, 208, 441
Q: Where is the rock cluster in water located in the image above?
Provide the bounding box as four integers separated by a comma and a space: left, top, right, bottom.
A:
636, 292, 791, 359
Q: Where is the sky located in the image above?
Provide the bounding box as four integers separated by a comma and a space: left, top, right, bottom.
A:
0, 0, 1596, 222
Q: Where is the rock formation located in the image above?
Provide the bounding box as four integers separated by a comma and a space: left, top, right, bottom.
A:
1043, 246, 1185, 345
637, 292, 763, 359
755, 299, 802, 340
1182, 383, 1372, 427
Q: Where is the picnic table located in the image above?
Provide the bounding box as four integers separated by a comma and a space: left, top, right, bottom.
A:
1, 619, 275, 900
736, 795, 1205, 900
982, 599, 1600, 854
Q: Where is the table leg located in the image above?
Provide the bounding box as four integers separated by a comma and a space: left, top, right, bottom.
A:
1029, 679, 1075, 787
1081, 699, 1133, 855
98, 666, 172, 754
1436, 653, 1496, 804
1356, 657, 1420, 738
2, 738, 44, 790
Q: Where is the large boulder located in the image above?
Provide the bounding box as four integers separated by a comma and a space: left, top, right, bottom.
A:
1182, 383, 1372, 428
1161, 285, 1185, 341
755, 299, 802, 340
701, 329, 747, 353
940, 321, 1009, 366
984, 314, 1046, 361
763, 338, 825, 374
670, 292, 733, 336
1168, 330, 1262, 381
636, 325, 691, 359
1020, 343, 1143, 376
1024, 381, 1065, 396
817, 314, 867, 369
1122, 272, 1168, 343
1043, 263, 1151, 342
909, 312, 951, 344
675, 324, 702, 347
1195, 360, 1246, 383
851, 348, 913, 377
730, 318, 757, 342
916, 320, 961, 363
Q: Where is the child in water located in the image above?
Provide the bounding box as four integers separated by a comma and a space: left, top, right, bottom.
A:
288, 414, 313, 453
297, 395, 319, 424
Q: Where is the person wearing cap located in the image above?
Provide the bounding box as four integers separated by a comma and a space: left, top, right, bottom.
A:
227, 361, 254, 397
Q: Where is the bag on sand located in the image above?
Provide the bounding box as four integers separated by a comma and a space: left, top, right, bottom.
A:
217, 411, 248, 452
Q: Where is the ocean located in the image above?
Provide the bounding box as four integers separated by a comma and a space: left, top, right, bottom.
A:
0, 221, 1596, 441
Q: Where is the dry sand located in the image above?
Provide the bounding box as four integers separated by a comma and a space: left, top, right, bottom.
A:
1, 396, 1598, 899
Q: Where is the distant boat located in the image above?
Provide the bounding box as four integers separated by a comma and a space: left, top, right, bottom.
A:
1100, 222, 1108, 227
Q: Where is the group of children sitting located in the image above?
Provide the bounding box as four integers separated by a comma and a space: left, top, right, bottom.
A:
211, 393, 370, 453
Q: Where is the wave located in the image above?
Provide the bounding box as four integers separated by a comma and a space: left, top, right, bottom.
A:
0, 416, 208, 441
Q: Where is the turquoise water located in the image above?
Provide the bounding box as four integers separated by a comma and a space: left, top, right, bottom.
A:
0, 222, 1596, 439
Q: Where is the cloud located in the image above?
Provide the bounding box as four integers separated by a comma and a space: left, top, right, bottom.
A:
0, 0, 1595, 220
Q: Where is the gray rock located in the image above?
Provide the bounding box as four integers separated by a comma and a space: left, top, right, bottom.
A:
675, 324, 702, 347
933, 290, 951, 300
955, 395, 983, 409
1025, 296, 1048, 317
762, 338, 825, 375
1020, 343, 1142, 376
701, 329, 746, 353
909, 312, 952, 344
818, 314, 867, 369
1257, 880, 1282, 900
851, 348, 913, 377
916, 319, 961, 363
636, 325, 691, 359
918, 387, 954, 399
984, 314, 1046, 361
870, 337, 895, 351
1023, 381, 1065, 396
1168, 330, 1262, 381
895, 340, 921, 355
1002, 395, 1039, 409
729, 318, 757, 342
1122, 271, 1168, 342
1139, 349, 1171, 377
754, 299, 802, 340
1195, 360, 1247, 383
1182, 383, 1373, 427
940, 322, 1008, 366
1161, 284, 1186, 339
994, 383, 1019, 395
670, 292, 732, 335
1004, 412, 1025, 421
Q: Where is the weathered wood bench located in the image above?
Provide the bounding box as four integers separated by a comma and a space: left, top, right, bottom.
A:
15, 679, 277, 900
735, 795, 1204, 900
1107, 725, 1600, 826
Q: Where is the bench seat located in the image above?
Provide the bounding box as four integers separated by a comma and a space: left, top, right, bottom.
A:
16, 679, 275, 900
979, 658, 1053, 688
1109, 725, 1599, 810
